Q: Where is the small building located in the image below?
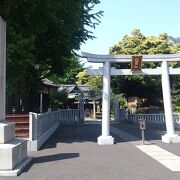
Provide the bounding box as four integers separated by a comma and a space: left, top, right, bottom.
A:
6, 78, 58, 114
58, 84, 101, 118
6, 77, 101, 117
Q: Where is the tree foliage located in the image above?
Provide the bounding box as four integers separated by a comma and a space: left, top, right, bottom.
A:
1, 0, 103, 76
76, 70, 102, 89
110, 29, 180, 109
76, 70, 102, 98
49, 89, 68, 109
0, 0, 103, 112
110, 29, 180, 55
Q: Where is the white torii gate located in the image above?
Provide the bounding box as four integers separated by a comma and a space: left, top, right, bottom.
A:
82, 52, 180, 145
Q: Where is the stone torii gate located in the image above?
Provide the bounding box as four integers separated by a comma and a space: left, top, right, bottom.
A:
82, 52, 180, 145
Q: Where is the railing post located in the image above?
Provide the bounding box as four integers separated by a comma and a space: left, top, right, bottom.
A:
29, 112, 38, 141
114, 99, 120, 121
40, 93, 43, 113
79, 98, 84, 123
93, 99, 96, 119
58, 109, 61, 122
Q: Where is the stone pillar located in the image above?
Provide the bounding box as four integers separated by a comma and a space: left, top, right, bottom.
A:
93, 99, 96, 119
28, 112, 38, 151
79, 97, 84, 123
40, 93, 43, 113
114, 99, 119, 121
98, 61, 114, 145
97, 104, 100, 113
161, 60, 180, 143
0, 17, 32, 176
29, 112, 38, 141
0, 17, 6, 121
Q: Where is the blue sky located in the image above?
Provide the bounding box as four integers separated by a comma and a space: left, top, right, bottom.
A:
80, 0, 180, 67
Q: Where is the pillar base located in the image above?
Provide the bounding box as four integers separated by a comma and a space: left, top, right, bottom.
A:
0, 121, 15, 143
0, 157, 32, 176
0, 121, 32, 176
162, 134, 180, 143
97, 135, 114, 145
0, 139, 27, 170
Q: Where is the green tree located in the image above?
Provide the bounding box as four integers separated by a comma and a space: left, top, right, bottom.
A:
1, 0, 103, 76
76, 71, 128, 113
76, 70, 102, 90
110, 93, 126, 115
76, 70, 102, 98
76, 70, 89, 85
171, 74, 180, 112
0, 0, 103, 112
110, 29, 180, 109
49, 89, 68, 109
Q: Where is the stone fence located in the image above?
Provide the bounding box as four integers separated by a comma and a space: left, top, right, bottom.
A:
28, 109, 81, 151
118, 109, 180, 125
129, 113, 180, 124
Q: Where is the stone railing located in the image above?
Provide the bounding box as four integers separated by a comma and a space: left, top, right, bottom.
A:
129, 114, 165, 123
28, 109, 81, 151
129, 113, 180, 124
174, 114, 180, 124
118, 110, 180, 124
58, 109, 80, 125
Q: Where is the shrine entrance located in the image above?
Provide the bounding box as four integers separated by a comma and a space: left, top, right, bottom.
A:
82, 52, 180, 145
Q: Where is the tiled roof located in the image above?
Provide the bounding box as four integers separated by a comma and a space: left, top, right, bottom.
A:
42, 78, 92, 94
58, 84, 90, 93
41, 78, 59, 87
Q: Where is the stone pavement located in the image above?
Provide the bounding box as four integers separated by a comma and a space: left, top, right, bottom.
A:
111, 121, 180, 156
1, 121, 180, 180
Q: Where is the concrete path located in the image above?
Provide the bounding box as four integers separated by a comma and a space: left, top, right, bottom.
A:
0, 122, 180, 180
111, 123, 180, 172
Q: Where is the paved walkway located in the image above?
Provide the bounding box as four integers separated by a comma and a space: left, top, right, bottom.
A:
1, 121, 180, 180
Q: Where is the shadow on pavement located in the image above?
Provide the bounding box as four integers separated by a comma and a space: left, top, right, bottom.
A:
34, 153, 79, 164
23, 153, 79, 173
112, 121, 177, 142
40, 121, 180, 151
40, 124, 102, 150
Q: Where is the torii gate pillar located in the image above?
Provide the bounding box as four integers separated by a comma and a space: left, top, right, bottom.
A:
97, 61, 114, 145
161, 61, 180, 143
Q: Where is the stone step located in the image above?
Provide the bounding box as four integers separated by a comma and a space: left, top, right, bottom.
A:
6, 115, 29, 138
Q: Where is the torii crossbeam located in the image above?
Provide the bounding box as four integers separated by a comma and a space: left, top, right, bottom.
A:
82, 52, 180, 145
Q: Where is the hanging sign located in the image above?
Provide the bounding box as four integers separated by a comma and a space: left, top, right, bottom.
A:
131, 55, 143, 72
